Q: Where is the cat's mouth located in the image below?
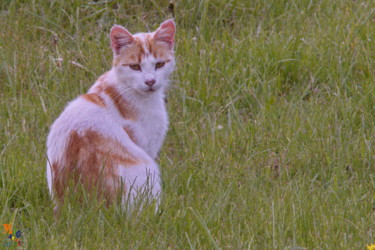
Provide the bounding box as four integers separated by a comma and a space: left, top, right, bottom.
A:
136, 84, 160, 94
145, 86, 158, 93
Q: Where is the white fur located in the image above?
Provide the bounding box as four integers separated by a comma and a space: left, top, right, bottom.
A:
46, 21, 175, 209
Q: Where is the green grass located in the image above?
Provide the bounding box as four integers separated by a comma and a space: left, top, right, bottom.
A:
0, 0, 374, 248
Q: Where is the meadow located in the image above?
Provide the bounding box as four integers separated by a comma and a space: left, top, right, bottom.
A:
0, 0, 374, 248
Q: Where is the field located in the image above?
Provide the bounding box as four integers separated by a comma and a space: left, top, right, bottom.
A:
0, 0, 374, 248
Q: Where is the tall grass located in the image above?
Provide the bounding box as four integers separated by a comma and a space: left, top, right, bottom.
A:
0, 0, 374, 248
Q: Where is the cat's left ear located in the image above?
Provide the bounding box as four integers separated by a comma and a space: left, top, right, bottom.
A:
110, 25, 134, 55
154, 19, 176, 47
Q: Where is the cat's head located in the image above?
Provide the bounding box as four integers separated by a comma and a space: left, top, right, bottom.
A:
110, 19, 176, 95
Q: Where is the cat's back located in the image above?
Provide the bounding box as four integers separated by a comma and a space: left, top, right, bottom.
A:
48, 91, 115, 143
46, 81, 158, 203
47, 93, 146, 164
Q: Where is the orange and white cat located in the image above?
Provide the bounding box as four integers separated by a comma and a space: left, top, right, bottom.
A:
46, 19, 176, 210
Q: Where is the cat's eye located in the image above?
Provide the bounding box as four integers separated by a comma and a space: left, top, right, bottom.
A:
129, 64, 141, 71
155, 62, 165, 70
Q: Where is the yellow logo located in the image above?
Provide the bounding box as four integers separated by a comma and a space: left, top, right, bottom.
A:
2, 223, 23, 247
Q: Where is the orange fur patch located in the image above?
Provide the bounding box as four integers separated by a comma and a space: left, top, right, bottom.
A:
124, 125, 136, 143
104, 85, 137, 121
113, 38, 145, 66
146, 33, 174, 59
81, 93, 105, 107
113, 34, 173, 67
52, 129, 141, 204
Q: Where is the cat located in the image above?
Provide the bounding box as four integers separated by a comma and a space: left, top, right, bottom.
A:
46, 19, 176, 211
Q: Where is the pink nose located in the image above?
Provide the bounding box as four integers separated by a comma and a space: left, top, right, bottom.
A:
145, 79, 156, 87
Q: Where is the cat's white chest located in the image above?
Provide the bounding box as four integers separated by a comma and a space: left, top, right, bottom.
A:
131, 100, 168, 159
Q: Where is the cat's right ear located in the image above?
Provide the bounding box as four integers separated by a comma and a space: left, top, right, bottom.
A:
110, 25, 134, 55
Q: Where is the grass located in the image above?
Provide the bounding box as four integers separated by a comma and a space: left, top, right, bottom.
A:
0, 0, 374, 248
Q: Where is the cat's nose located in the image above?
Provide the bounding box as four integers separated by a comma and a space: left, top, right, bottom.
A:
145, 79, 156, 87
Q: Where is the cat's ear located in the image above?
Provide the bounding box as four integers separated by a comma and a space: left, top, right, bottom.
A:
154, 19, 175, 47
110, 25, 134, 55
